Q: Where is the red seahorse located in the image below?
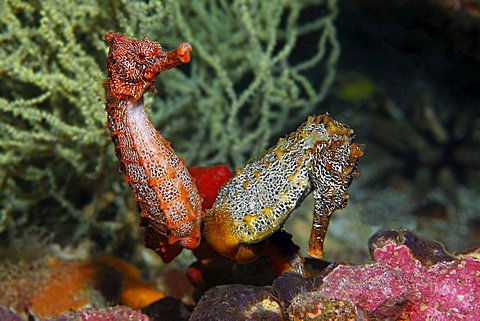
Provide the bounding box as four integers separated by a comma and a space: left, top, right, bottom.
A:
103, 32, 202, 263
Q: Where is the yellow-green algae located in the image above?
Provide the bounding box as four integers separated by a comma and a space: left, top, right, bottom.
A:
0, 0, 339, 251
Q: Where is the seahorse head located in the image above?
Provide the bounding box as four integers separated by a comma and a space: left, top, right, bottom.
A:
104, 32, 191, 102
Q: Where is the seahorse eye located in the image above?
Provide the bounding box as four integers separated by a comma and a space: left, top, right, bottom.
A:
138, 52, 146, 61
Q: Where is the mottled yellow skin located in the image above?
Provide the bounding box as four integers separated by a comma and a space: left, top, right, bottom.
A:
203, 115, 364, 262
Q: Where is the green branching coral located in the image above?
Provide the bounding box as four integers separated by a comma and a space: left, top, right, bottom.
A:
154, 0, 340, 165
0, 0, 339, 251
0, 0, 117, 237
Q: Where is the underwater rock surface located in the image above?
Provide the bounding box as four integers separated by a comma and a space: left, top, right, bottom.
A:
142, 297, 192, 321
45, 306, 151, 321
288, 295, 364, 320
190, 285, 283, 321
190, 229, 480, 320
296, 229, 480, 320
2, 229, 477, 320
319, 245, 479, 319
0, 308, 22, 321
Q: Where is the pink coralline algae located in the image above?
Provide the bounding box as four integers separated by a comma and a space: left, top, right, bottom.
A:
317, 242, 480, 320
188, 229, 478, 320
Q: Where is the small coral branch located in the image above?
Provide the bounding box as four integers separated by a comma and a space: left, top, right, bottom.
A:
0, 0, 119, 238
166, 0, 340, 166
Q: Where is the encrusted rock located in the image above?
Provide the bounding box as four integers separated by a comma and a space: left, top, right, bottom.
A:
45, 306, 150, 321
189, 285, 283, 321
189, 229, 479, 320
288, 293, 364, 321
272, 272, 318, 308
142, 297, 191, 321
0, 307, 22, 321
282, 229, 479, 320
319, 233, 480, 319
368, 228, 456, 265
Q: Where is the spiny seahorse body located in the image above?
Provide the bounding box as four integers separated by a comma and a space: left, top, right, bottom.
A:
203, 115, 364, 262
104, 32, 202, 263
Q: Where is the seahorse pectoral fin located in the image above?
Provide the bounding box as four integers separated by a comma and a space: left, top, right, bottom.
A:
233, 243, 265, 263
307, 188, 333, 259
